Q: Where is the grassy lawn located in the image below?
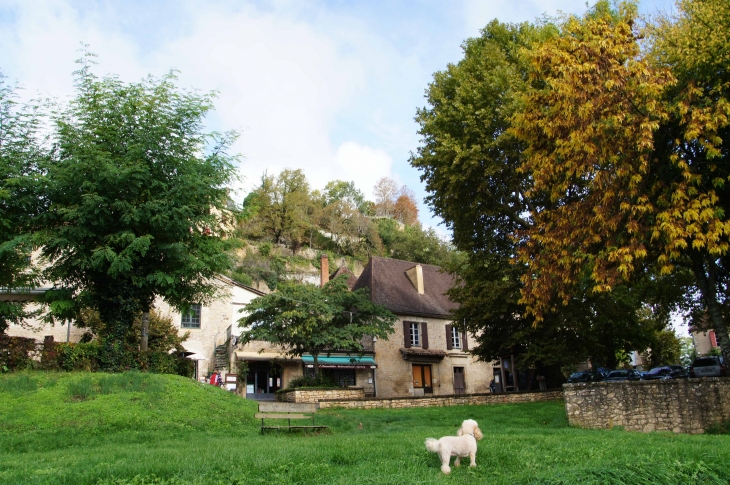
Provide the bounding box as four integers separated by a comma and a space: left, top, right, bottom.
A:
1, 372, 728, 485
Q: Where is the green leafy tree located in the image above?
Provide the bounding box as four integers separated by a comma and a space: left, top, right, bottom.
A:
242, 169, 313, 249
0, 75, 47, 332
239, 276, 396, 376
40, 55, 238, 369
410, 14, 682, 371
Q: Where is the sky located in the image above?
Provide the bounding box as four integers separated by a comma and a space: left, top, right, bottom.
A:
0, 0, 676, 227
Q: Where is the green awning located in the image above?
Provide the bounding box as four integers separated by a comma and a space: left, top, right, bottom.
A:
302, 355, 377, 368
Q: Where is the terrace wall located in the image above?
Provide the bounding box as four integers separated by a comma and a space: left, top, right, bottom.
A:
277, 388, 366, 403
317, 389, 563, 409
564, 377, 730, 434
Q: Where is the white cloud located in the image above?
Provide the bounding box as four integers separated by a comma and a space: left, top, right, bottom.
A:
332, 142, 393, 200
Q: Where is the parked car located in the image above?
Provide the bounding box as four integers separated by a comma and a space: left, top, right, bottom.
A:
641, 365, 689, 380
567, 371, 604, 383
689, 356, 727, 378
603, 369, 642, 382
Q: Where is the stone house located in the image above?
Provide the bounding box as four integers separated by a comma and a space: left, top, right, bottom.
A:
351, 256, 493, 398
234, 255, 494, 400
3, 274, 265, 382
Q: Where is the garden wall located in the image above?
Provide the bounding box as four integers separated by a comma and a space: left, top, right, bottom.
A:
317, 389, 563, 409
564, 377, 730, 434
277, 387, 366, 403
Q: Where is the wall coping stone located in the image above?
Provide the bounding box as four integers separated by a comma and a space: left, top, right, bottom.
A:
318, 388, 562, 403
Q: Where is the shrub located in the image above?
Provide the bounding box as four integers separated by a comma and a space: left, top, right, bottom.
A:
55, 342, 101, 371
0, 335, 38, 371
283, 374, 337, 390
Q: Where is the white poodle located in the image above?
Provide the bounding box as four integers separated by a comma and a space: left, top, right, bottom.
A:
425, 419, 483, 474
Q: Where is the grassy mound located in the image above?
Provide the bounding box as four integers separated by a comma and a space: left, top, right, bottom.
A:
1, 372, 729, 485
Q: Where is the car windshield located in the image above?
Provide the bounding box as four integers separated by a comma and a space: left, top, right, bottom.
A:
569, 372, 586, 379
647, 367, 669, 375
608, 371, 628, 377
694, 358, 719, 367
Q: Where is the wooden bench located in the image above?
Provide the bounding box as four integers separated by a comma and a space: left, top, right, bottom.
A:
255, 402, 329, 434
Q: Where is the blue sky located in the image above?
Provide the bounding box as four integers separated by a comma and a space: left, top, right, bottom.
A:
0, 0, 676, 234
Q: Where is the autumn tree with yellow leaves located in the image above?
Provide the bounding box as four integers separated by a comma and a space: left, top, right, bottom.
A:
515, 0, 730, 362
412, 0, 728, 370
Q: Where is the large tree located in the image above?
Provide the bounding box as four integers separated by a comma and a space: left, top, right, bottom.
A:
40, 55, 238, 369
241, 169, 313, 248
0, 74, 46, 332
514, 0, 730, 363
239, 276, 396, 376
410, 14, 676, 371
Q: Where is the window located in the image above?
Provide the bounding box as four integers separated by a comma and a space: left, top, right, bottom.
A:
331, 369, 355, 387
410, 322, 420, 347
451, 326, 461, 349
403, 321, 428, 349
181, 304, 202, 328
304, 368, 355, 387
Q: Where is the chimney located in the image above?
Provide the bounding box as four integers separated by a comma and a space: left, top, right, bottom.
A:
320, 254, 329, 287
405, 264, 424, 295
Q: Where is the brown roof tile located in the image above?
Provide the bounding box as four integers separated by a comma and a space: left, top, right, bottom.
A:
329, 266, 358, 290
352, 257, 458, 318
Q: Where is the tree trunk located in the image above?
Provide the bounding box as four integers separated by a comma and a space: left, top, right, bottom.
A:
690, 251, 730, 364
140, 311, 150, 351
312, 353, 319, 378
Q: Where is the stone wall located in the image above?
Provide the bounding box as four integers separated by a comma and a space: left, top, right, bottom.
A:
277, 387, 366, 403
317, 389, 563, 410
564, 377, 730, 434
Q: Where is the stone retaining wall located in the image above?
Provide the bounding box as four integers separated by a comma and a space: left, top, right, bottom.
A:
564, 377, 730, 434
277, 387, 366, 403
317, 389, 563, 409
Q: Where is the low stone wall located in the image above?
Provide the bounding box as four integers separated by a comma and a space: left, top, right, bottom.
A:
277, 387, 366, 403
317, 389, 563, 410
564, 377, 730, 434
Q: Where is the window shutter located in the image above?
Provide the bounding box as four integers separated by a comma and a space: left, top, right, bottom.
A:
421, 322, 429, 349
462, 331, 468, 351
445, 324, 453, 350
403, 321, 411, 348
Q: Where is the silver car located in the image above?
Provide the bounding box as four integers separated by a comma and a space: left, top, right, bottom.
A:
690, 356, 726, 378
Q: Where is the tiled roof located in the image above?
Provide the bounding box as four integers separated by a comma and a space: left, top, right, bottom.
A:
329, 266, 358, 290
352, 256, 458, 318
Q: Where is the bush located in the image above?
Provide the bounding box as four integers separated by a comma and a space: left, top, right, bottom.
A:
55, 342, 101, 371
283, 374, 338, 390
0, 335, 38, 371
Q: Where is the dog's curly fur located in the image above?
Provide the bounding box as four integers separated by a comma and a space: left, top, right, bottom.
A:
425, 419, 483, 474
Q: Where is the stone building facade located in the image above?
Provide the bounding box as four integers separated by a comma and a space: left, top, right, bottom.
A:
4, 274, 265, 382
353, 257, 494, 398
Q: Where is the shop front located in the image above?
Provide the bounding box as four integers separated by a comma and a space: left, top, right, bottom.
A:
302, 355, 378, 396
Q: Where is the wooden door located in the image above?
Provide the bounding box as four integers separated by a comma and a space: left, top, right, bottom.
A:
453, 367, 465, 394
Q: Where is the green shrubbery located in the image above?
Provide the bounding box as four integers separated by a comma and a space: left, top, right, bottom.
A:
0, 336, 193, 377
281, 374, 338, 391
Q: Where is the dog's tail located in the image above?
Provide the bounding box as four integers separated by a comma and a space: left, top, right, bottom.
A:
424, 438, 440, 453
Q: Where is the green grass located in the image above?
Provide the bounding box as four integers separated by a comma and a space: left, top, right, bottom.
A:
1, 372, 729, 485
